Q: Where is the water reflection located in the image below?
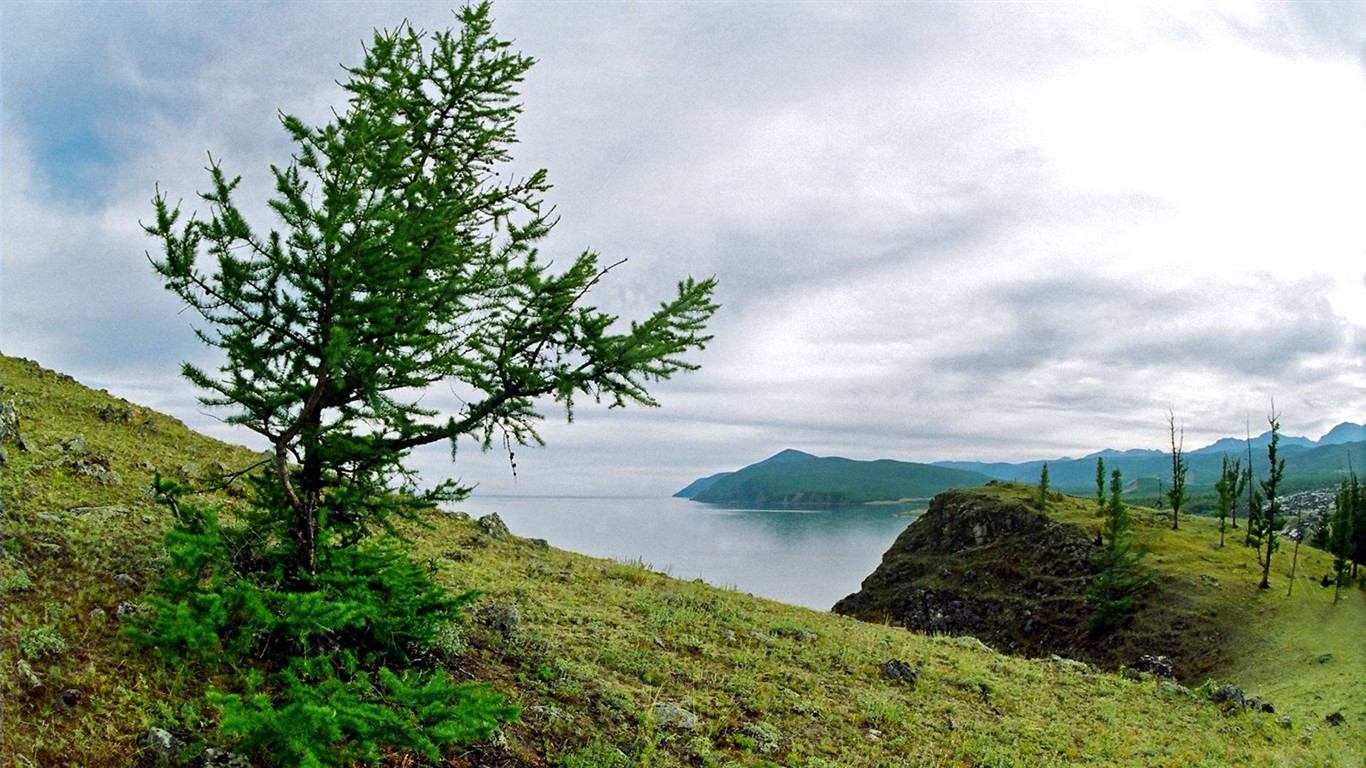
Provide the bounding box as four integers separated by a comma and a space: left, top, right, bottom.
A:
452, 495, 922, 611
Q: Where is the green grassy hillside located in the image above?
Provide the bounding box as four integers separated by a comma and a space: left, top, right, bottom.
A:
836, 482, 1364, 727
683, 449, 991, 506
2, 355, 1362, 767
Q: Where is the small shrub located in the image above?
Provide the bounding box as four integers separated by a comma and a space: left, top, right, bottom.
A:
3, 567, 34, 592
20, 626, 69, 660
555, 741, 632, 768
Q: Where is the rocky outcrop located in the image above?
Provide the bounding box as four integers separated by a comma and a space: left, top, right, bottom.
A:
834, 485, 1218, 680
834, 486, 1102, 661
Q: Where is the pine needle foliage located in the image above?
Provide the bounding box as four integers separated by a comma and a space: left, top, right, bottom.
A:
1213, 456, 1246, 549
1330, 472, 1358, 603
134, 3, 716, 763
1088, 469, 1149, 635
1251, 412, 1286, 590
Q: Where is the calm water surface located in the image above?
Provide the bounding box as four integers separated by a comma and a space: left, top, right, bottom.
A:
452, 495, 923, 611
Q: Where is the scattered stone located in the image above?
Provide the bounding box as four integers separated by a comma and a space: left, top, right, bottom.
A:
476, 604, 521, 641
1325, 711, 1346, 727
97, 404, 135, 423
114, 573, 138, 589
15, 659, 43, 692
1198, 574, 1220, 587
61, 435, 87, 455
528, 538, 550, 549
439, 509, 471, 521
116, 601, 146, 617
0, 399, 26, 454
1275, 716, 1292, 729
653, 701, 700, 732
1158, 680, 1194, 700
54, 687, 83, 711
1132, 654, 1175, 680
879, 659, 919, 685
67, 454, 119, 485
476, 513, 512, 540
1210, 684, 1246, 715
865, 728, 882, 743
1316, 653, 1334, 664
147, 727, 182, 765
88, 607, 107, 622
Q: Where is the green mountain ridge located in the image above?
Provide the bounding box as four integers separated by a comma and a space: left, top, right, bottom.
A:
676, 449, 992, 506
683, 427, 1366, 508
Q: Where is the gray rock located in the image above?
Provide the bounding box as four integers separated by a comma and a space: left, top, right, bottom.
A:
477, 604, 521, 641
88, 607, 107, 622
1210, 684, 1245, 714
1325, 711, 1346, 727
1158, 680, 1193, 700
114, 573, 138, 589
1275, 716, 1292, 729
54, 687, 83, 711
1132, 654, 1175, 680
116, 601, 146, 617
879, 659, 919, 685
653, 701, 700, 732
477, 513, 512, 540
1316, 653, 1334, 664
147, 727, 182, 764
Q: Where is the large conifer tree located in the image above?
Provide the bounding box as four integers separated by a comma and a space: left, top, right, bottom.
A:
138, 4, 717, 762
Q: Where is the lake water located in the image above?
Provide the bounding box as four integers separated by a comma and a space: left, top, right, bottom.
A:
452, 495, 924, 611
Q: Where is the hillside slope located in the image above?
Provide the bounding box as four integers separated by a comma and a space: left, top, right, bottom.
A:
2, 355, 1361, 767
835, 482, 1365, 737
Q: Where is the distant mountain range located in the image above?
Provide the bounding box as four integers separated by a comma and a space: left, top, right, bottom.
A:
677, 422, 1366, 506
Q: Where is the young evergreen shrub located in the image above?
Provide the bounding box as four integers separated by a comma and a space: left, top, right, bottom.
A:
128, 477, 516, 765
1087, 469, 1149, 635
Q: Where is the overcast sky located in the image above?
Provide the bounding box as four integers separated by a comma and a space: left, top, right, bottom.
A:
3, 1, 1364, 497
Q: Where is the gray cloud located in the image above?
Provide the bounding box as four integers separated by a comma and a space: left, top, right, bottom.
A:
3, 1, 1364, 495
